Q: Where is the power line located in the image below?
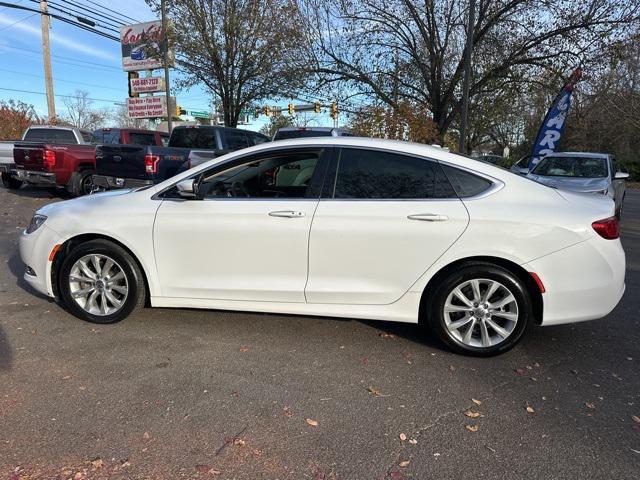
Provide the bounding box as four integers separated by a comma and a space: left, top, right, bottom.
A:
79, 0, 140, 24
0, 86, 119, 102
3, 45, 121, 70
26, 0, 120, 34
0, 0, 24, 13
0, 1, 119, 40
60, 0, 127, 29
0, 67, 123, 90
49, 0, 126, 31
0, 11, 36, 32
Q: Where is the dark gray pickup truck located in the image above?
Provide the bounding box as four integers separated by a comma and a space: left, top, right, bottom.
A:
92, 125, 270, 190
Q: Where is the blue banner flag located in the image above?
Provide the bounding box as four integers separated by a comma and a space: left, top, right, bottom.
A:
529, 68, 582, 168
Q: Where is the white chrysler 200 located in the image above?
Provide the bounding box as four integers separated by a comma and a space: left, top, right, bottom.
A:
19, 138, 626, 356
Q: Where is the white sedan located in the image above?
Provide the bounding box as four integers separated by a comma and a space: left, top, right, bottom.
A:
19, 138, 626, 356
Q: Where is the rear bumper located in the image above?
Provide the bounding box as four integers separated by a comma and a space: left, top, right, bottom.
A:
92, 174, 153, 189
0, 162, 15, 173
12, 168, 56, 185
523, 237, 626, 326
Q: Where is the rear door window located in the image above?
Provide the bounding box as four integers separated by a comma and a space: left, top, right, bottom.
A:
440, 164, 493, 197
170, 128, 218, 149
333, 148, 456, 199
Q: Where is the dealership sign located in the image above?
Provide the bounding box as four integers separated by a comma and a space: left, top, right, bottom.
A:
130, 76, 165, 94
120, 21, 173, 72
126, 96, 174, 118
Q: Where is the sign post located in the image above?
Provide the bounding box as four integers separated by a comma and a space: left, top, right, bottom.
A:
160, 0, 173, 132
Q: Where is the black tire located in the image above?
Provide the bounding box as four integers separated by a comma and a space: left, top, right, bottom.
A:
70, 169, 95, 197
2, 172, 23, 189
58, 239, 146, 324
424, 262, 532, 356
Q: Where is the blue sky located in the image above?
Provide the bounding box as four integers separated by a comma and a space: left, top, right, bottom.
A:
0, 0, 331, 132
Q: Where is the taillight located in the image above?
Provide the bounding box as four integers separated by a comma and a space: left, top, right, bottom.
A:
43, 149, 56, 168
144, 154, 160, 174
592, 217, 619, 240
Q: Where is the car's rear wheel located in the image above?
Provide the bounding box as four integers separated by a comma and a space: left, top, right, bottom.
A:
425, 263, 532, 356
69, 169, 95, 197
58, 239, 145, 323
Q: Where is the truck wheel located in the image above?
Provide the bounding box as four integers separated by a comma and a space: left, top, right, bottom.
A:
2, 172, 23, 190
70, 170, 95, 196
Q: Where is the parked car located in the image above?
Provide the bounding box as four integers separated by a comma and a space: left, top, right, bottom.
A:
0, 140, 21, 189
11, 126, 167, 196
20, 138, 625, 356
92, 125, 270, 190
273, 127, 352, 141
11, 126, 95, 195
92, 128, 169, 147
473, 154, 503, 165
511, 155, 532, 176
526, 152, 628, 216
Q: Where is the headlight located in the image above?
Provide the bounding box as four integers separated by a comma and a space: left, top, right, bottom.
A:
25, 214, 47, 234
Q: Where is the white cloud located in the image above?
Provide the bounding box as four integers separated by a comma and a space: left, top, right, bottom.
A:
0, 14, 119, 62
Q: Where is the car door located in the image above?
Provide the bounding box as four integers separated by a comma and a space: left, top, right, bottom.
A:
305, 147, 470, 305
153, 147, 330, 302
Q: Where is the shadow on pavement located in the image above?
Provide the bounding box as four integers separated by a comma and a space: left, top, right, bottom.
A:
7, 249, 54, 302
0, 324, 12, 370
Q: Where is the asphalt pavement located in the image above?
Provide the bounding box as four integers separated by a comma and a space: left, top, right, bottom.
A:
1, 186, 639, 479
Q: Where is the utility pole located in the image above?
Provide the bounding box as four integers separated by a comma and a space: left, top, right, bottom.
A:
458, 0, 476, 154
160, 0, 172, 133
40, 0, 56, 122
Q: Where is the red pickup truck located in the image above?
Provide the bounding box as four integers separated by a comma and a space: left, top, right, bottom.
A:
11, 126, 167, 196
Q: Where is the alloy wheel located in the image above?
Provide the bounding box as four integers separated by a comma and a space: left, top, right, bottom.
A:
68, 254, 129, 316
443, 278, 519, 348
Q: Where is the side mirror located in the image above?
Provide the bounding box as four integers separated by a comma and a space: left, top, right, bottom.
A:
176, 178, 197, 198
615, 172, 630, 180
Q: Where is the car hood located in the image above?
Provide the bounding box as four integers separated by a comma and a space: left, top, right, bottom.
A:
526, 175, 608, 192
37, 189, 134, 217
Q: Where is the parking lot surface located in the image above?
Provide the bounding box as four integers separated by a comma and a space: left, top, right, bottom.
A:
1, 186, 639, 479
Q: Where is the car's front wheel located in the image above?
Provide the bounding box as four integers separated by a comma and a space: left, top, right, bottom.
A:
58, 239, 146, 323
425, 263, 532, 356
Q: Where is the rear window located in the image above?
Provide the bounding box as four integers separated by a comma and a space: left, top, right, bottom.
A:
170, 128, 218, 149
440, 164, 493, 197
129, 132, 157, 146
532, 156, 608, 178
24, 128, 77, 144
274, 129, 333, 140
93, 129, 121, 144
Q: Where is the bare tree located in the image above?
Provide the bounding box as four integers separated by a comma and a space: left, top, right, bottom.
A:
148, 0, 307, 127
62, 90, 109, 130
302, 0, 639, 146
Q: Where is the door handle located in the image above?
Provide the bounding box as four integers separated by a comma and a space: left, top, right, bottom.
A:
269, 210, 306, 218
407, 213, 449, 222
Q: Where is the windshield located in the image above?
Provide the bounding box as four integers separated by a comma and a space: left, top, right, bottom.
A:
532, 156, 608, 178
274, 129, 333, 140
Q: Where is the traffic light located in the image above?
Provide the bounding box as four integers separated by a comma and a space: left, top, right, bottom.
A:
314, 102, 321, 114
254, 106, 261, 118
288, 103, 294, 115
127, 71, 138, 98
263, 106, 271, 116
176, 105, 186, 116
330, 102, 338, 119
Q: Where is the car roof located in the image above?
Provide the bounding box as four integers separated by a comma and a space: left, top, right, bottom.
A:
277, 127, 337, 132
544, 152, 610, 159
29, 125, 77, 131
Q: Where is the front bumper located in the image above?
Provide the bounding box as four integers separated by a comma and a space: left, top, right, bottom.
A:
523, 236, 626, 326
19, 224, 63, 298
92, 174, 153, 190
13, 168, 56, 185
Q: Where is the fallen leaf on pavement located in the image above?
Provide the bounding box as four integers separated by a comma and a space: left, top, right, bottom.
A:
61, 375, 71, 380
526, 406, 535, 413
239, 346, 249, 352
90, 458, 104, 469
306, 418, 318, 426
515, 368, 528, 376
585, 402, 595, 409
379, 332, 395, 338
143, 432, 151, 441
366, 385, 390, 397
283, 406, 293, 418
195, 465, 221, 475
464, 410, 482, 418
233, 438, 246, 446
409, 439, 417, 445
399, 433, 407, 441
472, 398, 482, 406
399, 460, 410, 467
632, 415, 640, 424
465, 425, 479, 432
